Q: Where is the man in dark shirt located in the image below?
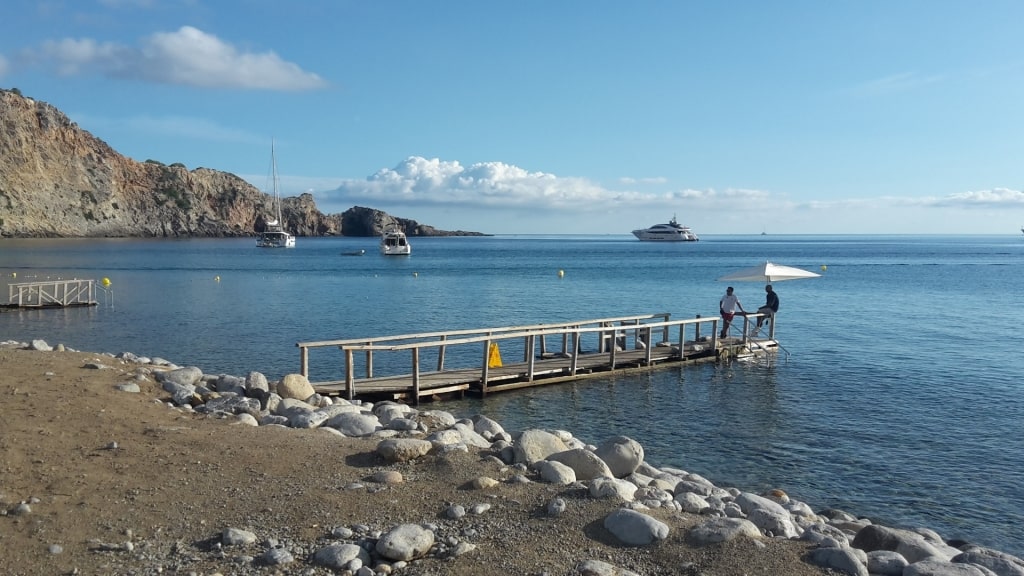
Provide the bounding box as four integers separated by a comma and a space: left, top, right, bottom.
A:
755, 284, 780, 331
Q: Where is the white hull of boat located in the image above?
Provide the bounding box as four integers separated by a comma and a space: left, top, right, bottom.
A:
257, 230, 296, 248
380, 230, 411, 255
631, 216, 699, 242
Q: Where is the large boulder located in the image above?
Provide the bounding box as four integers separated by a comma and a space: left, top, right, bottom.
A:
603, 509, 669, 546
547, 448, 613, 481
594, 436, 644, 478
277, 373, 315, 400
377, 438, 433, 463
513, 429, 569, 465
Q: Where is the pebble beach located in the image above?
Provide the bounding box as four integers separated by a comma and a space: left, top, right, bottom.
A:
1, 338, 1022, 576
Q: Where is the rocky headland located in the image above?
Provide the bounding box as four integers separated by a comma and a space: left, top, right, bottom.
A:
0, 88, 484, 239
2, 339, 1022, 576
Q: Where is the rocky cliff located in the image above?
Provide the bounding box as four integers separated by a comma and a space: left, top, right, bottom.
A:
0, 89, 481, 238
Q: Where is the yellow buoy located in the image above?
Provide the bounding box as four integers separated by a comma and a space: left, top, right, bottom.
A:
101, 277, 111, 287
558, 270, 565, 278
214, 275, 221, 282
413, 272, 418, 277
10, 272, 15, 278
820, 265, 827, 272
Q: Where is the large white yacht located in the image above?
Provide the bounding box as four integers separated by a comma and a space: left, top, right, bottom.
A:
631, 216, 699, 242
380, 227, 411, 255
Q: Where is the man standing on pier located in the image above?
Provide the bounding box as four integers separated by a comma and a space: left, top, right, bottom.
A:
719, 286, 745, 338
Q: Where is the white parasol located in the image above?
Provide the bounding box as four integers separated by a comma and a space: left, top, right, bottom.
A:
717, 260, 821, 284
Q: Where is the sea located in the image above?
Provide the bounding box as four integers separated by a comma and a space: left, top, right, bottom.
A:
1, 234, 1022, 556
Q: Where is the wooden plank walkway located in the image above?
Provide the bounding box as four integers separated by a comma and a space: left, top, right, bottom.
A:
298, 313, 779, 404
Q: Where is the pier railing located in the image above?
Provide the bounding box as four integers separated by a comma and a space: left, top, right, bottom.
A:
6, 279, 97, 308
295, 313, 757, 400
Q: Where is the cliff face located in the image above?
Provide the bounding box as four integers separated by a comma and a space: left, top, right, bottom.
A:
0, 89, 480, 238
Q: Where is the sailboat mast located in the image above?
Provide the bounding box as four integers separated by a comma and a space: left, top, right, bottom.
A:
271, 139, 283, 223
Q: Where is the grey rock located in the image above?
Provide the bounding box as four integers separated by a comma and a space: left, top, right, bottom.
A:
867, 550, 909, 576
575, 559, 641, 576
214, 374, 246, 395
377, 438, 433, 463
675, 491, 711, 514
259, 547, 294, 566
734, 492, 799, 538
376, 524, 435, 561
534, 460, 577, 485
156, 366, 203, 387
603, 508, 669, 546
30, 339, 52, 351
547, 448, 613, 480
807, 547, 868, 576
905, 558, 989, 576
277, 373, 315, 400
547, 497, 567, 516
589, 477, 638, 502
594, 436, 644, 478
688, 517, 762, 544
324, 412, 381, 436
312, 543, 371, 569
513, 429, 569, 465
245, 371, 269, 396
472, 414, 506, 438
221, 527, 257, 546
952, 548, 1024, 576
196, 395, 261, 417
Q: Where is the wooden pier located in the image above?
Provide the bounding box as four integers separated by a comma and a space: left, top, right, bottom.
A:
4, 278, 98, 309
297, 312, 778, 404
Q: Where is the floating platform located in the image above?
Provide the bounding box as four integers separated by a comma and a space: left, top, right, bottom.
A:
4, 278, 99, 309
297, 313, 778, 404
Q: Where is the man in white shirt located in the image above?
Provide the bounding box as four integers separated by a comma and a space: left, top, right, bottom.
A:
719, 286, 745, 338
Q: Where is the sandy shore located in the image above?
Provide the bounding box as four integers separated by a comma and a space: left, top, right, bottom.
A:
0, 345, 850, 575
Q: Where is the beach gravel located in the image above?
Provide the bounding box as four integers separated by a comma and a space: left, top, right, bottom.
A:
0, 345, 984, 576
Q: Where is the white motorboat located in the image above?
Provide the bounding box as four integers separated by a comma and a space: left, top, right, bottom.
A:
380, 228, 411, 255
256, 140, 296, 248
631, 216, 699, 242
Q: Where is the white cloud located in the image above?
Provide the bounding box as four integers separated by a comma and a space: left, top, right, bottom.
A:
318, 156, 776, 215
619, 176, 668, 185
22, 26, 325, 90
933, 187, 1024, 208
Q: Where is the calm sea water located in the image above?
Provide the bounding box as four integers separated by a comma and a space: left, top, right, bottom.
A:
2, 234, 1022, 556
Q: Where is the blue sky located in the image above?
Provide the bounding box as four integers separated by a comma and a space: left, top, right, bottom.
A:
2, 0, 1023, 235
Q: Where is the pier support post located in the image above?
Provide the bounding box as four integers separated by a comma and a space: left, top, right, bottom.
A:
365, 342, 374, 378
300, 346, 309, 377
437, 334, 447, 371
480, 338, 491, 398
526, 335, 536, 381
345, 349, 355, 401
570, 332, 580, 375
412, 348, 421, 406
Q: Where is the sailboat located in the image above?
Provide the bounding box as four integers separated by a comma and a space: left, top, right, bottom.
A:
256, 140, 296, 248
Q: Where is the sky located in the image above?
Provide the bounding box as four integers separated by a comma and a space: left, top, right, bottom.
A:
2, 0, 1023, 235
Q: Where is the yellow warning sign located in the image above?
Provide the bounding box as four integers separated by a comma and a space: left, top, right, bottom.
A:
488, 342, 503, 368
